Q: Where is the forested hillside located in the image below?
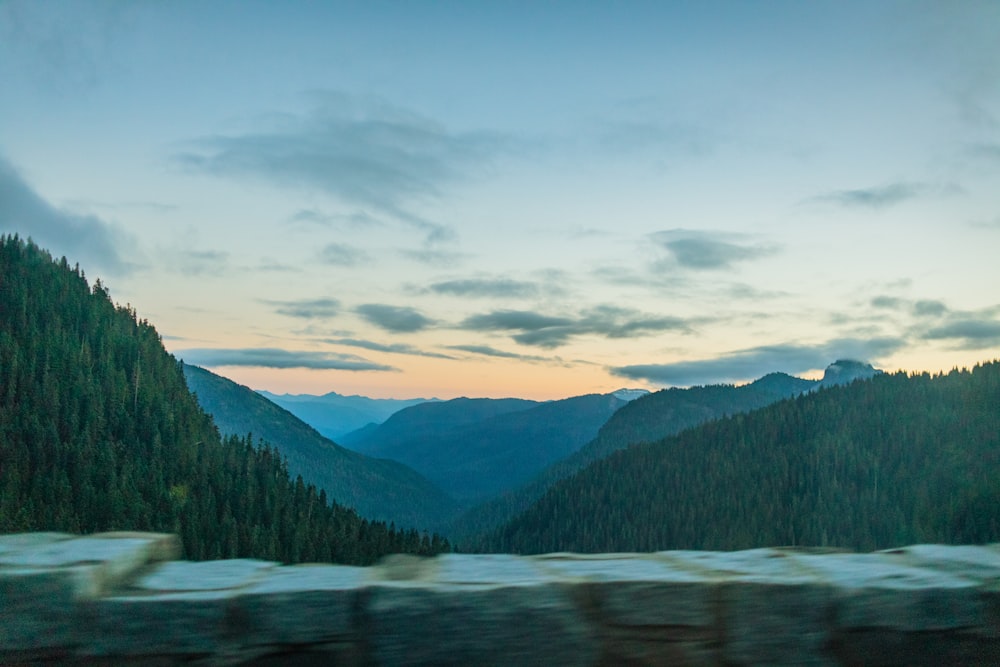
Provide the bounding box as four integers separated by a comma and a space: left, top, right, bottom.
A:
183, 363, 459, 528
483, 364, 1000, 554
0, 236, 448, 563
345, 394, 626, 503
340, 397, 538, 452
451, 372, 817, 543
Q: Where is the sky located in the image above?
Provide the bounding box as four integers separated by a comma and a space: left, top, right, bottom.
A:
1, 0, 998, 400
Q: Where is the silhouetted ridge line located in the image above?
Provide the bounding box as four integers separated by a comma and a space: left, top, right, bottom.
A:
481, 362, 1000, 554
0, 235, 448, 563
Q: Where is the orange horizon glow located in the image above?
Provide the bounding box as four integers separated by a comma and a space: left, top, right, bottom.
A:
185, 348, 999, 402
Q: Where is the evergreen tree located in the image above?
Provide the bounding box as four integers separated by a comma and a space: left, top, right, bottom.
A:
481, 363, 1000, 554
0, 236, 448, 564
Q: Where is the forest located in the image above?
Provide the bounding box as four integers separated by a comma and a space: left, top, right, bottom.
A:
0, 236, 448, 564
482, 362, 1000, 554
451, 370, 821, 543
3, 234, 997, 564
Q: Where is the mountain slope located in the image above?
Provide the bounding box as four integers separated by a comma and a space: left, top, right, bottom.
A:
483, 363, 1000, 554
340, 397, 538, 452
183, 364, 460, 529
451, 371, 817, 542
258, 390, 432, 440
344, 395, 626, 504
813, 359, 881, 390
0, 236, 448, 563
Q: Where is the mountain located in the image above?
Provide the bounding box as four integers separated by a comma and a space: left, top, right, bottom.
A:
481, 362, 1000, 554
813, 358, 881, 390
450, 371, 817, 543
0, 236, 448, 563
339, 397, 538, 451
343, 394, 627, 504
611, 388, 650, 402
183, 364, 460, 529
257, 390, 432, 441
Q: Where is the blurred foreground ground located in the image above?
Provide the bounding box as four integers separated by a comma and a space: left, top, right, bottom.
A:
3, 532, 999, 665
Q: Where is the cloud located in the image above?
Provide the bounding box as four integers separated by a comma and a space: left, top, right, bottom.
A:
968, 142, 1000, 163
176, 347, 396, 371
809, 182, 960, 210
650, 229, 778, 271
176, 91, 505, 243
288, 208, 336, 228
287, 209, 384, 233
725, 282, 787, 300
870, 295, 948, 319
969, 215, 1000, 230
255, 260, 299, 273
912, 300, 948, 318
459, 305, 691, 348
170, 249, 229, 277
265, 297, 341, 319
567, 225, 612, 240
462, 310, 574, 332
921, 315, 1000, 349
398, 247, 468, 267
610, 337, 906, 387
0, 1, 130, 94
65, 198, 177, 215
871, 295, 904, 310
318, 242, 370, 267
356, 303, 435, 333
329, 338, 456, 360
0, 155, 135, 274
447, 344, 550, 362
591, 265, 667, 287
429, 278, 539, 299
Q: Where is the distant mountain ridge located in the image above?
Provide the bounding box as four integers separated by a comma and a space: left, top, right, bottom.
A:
813, 359, 882, 390
451, 361, 878, 543
183, 364, 460, 529
342, 397, 538, 450
257, 390, 434, 440
482, 362, 1000, 554
611, 388, 651, 401
342, 393, 629, 505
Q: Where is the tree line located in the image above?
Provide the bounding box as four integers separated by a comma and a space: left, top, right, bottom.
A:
481, 363, 1000, 554
452, 371, 816, 545
0, 235, 448, 563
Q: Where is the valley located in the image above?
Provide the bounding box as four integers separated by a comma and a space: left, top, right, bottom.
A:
2, 236, 998, 566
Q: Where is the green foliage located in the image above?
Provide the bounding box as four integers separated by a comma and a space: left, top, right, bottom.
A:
0, 236, 448, 563
182, 363, 459, 529
347, 395, 626, 503
481, 364, 1000, 554
452, 373, 814, 544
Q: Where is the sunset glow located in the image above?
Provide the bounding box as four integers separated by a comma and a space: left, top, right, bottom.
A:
2, 1, 998, 399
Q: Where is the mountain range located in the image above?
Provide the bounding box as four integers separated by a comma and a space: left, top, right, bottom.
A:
340, 393, 631, 504
10, 233, 996, 565
450, 363, 875, 543
182, 363, 459, 529
256, 390, 433, 441
481, 362, 1000, 554
0, 236, 448, 563
189, 356, 882, 538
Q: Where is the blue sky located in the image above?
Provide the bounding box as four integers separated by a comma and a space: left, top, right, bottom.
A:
2, 0, 998, 399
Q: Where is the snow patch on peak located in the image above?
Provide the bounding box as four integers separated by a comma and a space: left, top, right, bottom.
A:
611, 388, 650, 402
